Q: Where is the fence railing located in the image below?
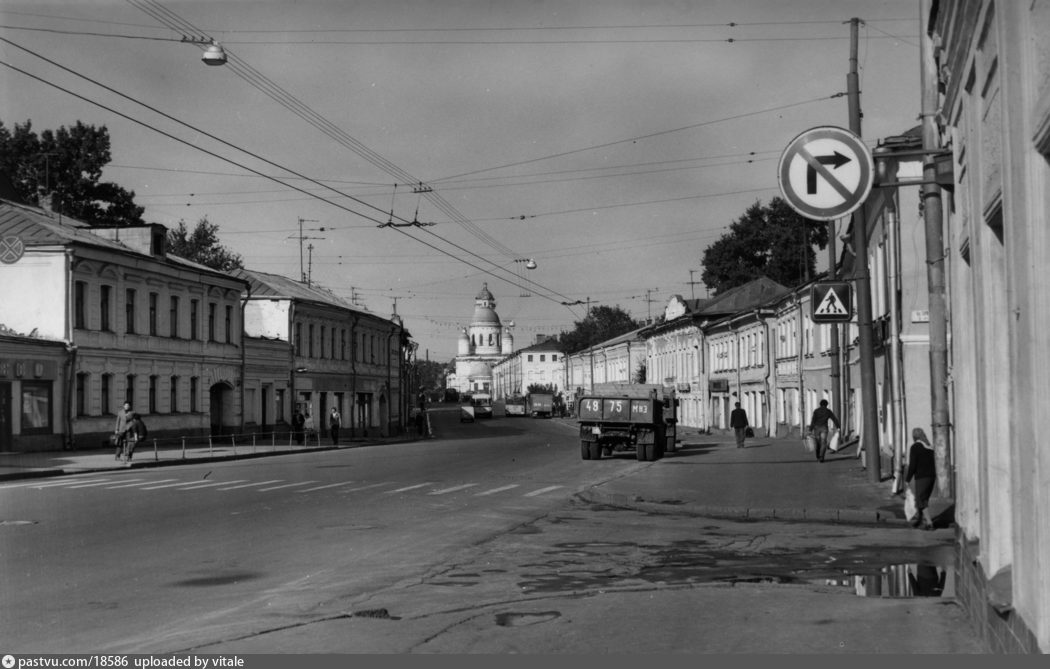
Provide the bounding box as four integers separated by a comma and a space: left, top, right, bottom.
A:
130, 428, 338, 463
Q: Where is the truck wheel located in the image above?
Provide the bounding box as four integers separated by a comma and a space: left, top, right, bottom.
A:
589, 442, 602, 460
581, 441, 593, 460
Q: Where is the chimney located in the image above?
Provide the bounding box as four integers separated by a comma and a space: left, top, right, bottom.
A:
86, 223, 168, 257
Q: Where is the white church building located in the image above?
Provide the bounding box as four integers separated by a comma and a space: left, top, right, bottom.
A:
445, 283, 513, 395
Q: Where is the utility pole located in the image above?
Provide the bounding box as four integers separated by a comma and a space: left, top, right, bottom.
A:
645, 288, 658, 323
306, 243, 315, 286
848, 17, 882, 482
688, 270, 702, 301
295, 218, 323, 283
920, 0, 952, 497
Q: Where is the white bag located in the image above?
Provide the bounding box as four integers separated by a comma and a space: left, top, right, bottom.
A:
828, 428, 841, 452
904, 487, 917, 523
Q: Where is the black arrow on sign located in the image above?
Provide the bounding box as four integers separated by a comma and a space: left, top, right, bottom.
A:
806, 151, 851, 194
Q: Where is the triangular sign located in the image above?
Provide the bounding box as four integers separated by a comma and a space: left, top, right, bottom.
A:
815, 287, 848, 316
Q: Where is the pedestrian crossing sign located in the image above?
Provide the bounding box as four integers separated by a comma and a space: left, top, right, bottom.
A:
811, 282, 852, 323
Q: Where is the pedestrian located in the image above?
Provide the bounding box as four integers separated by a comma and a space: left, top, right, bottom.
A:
124, 412, 147, 465
905, 427, 937, 530
808, 399, 841, 463
329, 406, 341, 445
730, 402, 749, 448
292, 408, 306, 445
113, 401, 132, 461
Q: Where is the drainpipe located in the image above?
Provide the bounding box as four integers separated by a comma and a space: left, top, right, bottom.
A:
386, 327, 396, 436
798, 290, 806, 436
64, 248, 76, 449
238, 284, 251, 434
350, 314, 358, 439
288, 300, 297, 429
762, 311, 774, 437
884, 186, 907, 494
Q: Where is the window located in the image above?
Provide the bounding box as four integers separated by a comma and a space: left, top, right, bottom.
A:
170, 296, 179, 338
148, 292, 158, 335
331, 328, 337, 360
552, 354, 558, 362
101, 374, 111, 415
170, 376, 178, 413
320, 326, 327, 358
74, 281, 86, 329
370, 334, 376, 363
125, 288, 136, 334
125, 374, 135, 406
294, 322, 302, 356
100, 285, 112, 331
20, 381, 53, 434
527, 355, 533, 362
149, 375, 158, 414
208, 302, 217, 342
190, 299, 199, 340
190, 376, 199, 413
76, 373, 88, 417
309, 324, 315, 358
540, 354, 546, 362
225, 305, 233, 344
340, 329, 346, 360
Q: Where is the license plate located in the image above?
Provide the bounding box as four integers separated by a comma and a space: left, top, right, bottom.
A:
591, 427, 601, 435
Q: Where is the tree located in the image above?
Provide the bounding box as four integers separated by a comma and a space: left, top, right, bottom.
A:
557, 304, 643, 355
166, 217, 244, 271
0, 120, 144, 226
700, 197, 828, 295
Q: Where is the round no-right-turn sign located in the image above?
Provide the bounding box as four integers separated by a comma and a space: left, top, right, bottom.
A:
778, 126, 874, 221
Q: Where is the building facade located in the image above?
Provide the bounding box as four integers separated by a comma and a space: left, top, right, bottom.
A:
927, 0, 1049, 652
0, 200, 247, 451
491, 335, 564, 400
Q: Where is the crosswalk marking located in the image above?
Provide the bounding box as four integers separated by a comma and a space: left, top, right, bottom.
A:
475, 484, 520, 496
107, 478, 180, 489
216, 479, 284, 491
29, 478, 112, 488
338, 482, 392, 493
428, 483, 478, 495
386, 483, 434, 494
140, 480, 215, 490
298, 481, 357, 493
178, 479, 249, 490
524, 485, 563, 497
66, 479, 135, 489
257, 481, 317, 492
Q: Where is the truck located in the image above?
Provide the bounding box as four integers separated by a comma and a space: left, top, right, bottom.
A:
504, 395, 527, 417
526, 392, 554, 418
576, 383, 677, 461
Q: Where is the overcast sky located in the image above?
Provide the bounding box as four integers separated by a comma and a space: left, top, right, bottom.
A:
0, 0, 921, 360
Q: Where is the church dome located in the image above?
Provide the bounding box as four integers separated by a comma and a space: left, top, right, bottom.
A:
476, 284, 495, 302
472, 305, 501, 326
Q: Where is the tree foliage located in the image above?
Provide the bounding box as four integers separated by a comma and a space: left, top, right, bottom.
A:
557, 304, 643, 355
0, 120, 144, 226
700, 197, 828, 295
166, 217, 244, 271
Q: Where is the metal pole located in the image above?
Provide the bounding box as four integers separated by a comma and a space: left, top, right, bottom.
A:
828, 220, 842, 425
920, 0, 953, 497
848, 17, 882, 482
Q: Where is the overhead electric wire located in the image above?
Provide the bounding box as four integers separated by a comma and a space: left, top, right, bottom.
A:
0, 52, 562, 305
127, 0, 523, 262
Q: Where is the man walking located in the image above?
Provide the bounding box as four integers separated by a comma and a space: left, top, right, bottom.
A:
809, 399, 841, 463
730, 401, 750, 448
113, 401, 132, 461
329, 406, 341, 445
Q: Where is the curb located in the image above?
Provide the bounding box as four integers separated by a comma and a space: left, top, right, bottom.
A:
575, 489, 911, 527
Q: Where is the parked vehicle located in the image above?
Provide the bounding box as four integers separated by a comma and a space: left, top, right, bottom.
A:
526, 393, 554, 418
505, 396, 526, 417
577, 383, 677, 461
472, 393, 493, 419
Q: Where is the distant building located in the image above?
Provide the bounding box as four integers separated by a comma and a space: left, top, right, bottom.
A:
446, 283, 512, 394
491, 335, 564, 400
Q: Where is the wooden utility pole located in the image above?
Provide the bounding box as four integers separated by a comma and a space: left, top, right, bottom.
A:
847, 17, 882, 482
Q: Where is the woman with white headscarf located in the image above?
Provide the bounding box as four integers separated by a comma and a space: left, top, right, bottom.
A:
905, 427, 937, 530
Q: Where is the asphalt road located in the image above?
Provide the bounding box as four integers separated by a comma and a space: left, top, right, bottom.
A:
0, 407, 984, 654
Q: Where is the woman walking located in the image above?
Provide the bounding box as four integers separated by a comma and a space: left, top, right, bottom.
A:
905, 427, 937, 530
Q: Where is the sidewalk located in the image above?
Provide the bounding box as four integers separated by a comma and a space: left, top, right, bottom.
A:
0, 433, 416, 482
576, 425, 952, 528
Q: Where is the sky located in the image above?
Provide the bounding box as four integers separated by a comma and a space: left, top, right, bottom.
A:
0, 0, 922, 362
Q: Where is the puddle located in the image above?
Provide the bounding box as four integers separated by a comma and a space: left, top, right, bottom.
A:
799, 562, 952, 598
172, 571, 263, 587
495, 611, 561, 627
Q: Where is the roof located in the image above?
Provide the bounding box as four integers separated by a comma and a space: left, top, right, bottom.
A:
0, 199, 245, 283
234, 268, 358, 310
698, 277, 791, 317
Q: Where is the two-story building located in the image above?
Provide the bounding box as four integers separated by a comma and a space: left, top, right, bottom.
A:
0, 199, 249, 450
236, 269, 409, 439
491, 335, 564, 400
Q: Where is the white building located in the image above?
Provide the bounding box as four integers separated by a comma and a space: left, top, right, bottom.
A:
446, 283, 512, 394
491, 335, 564, 400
